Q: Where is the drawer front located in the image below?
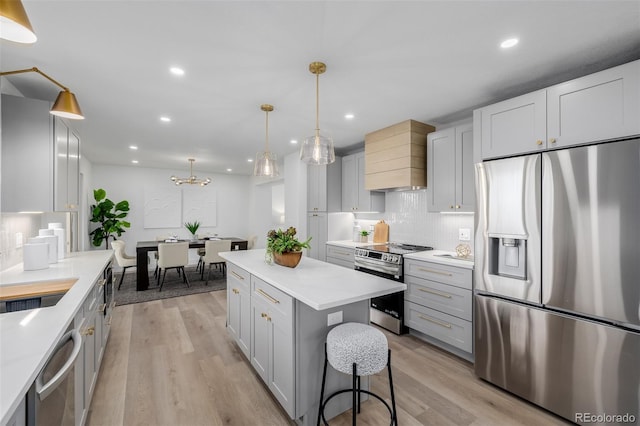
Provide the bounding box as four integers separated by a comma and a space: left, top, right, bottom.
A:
405, 301, 472, 353
405, 259, 472, 289
227, 263, 250, 292
326, 255, 354, 270
251, 276, 293, 319
325, 245, 354, 262
405, 275, 472, 321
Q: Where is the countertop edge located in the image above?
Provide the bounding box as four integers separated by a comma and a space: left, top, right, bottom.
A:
403, 250, 475, 269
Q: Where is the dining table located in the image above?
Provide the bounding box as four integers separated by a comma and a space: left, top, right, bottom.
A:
135, 237, 248, 291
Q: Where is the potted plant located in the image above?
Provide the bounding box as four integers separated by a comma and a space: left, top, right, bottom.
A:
266, 227, 311, 268
184, 220, 201, 240
360, 230, 370, 243
89, 188, 130, 249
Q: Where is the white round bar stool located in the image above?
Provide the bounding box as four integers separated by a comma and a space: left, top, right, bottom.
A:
317, 322, 398, 426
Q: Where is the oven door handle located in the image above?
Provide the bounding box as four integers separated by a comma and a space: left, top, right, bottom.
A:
36, 329, 82, 400
355, 257, 400, 274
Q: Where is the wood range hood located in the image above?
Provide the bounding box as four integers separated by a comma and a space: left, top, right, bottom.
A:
364, 119, 435, 191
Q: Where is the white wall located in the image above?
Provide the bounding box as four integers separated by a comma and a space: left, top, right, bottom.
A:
91, 164, 252, 253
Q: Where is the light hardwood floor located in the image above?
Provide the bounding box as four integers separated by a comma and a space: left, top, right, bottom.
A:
87, 291, 570, 426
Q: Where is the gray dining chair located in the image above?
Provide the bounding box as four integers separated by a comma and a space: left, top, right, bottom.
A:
111, 240, 136, 290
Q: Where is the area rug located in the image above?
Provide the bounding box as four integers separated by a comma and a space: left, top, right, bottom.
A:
114, 266, 226, 306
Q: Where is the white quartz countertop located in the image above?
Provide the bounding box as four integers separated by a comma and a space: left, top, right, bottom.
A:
220, 249, 406, 310
325, 240, 362, 249
0, 251, 113, 425
404, 249, 475, 269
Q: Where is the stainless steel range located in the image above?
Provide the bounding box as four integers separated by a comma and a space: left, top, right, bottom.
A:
355, 243, 433, 334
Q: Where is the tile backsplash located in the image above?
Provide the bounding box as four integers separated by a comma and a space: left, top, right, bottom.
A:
356, 189, 474, 252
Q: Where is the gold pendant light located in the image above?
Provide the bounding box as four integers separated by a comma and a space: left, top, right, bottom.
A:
254, 104, 279, 177
0, 67, 84, 119
300, 61, 335, 165
0, 0, 37, 43
170, 158, 211, 186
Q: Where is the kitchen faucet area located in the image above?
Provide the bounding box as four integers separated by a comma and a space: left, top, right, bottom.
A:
1, 1, 639, 425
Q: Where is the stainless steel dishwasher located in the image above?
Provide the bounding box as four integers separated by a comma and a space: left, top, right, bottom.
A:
26, 322, 82, 426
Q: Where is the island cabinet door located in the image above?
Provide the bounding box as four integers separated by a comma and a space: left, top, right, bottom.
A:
250, 294, 270, 384
251, 276, 295, 418
227, 264, 250, 358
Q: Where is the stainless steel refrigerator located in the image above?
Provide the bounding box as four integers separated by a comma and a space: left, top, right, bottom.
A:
474, 138, 640, 425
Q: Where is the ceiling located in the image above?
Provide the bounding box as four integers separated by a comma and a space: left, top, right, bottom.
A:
2, 1, 639, 176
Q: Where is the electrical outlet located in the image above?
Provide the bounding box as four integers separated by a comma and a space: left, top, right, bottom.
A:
327, 311, 343, 326
459, 228, 471, 241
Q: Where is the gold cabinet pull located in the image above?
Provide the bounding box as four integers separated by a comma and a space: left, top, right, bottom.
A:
106, 316, 112, 326
98, 278, 106, 287
536, 140, 543, 146
257, 288, 280, 305
549, 138, 557, 144
82, 326, 95, 336
417, 267, 453, 277
455, 205, 460, 209
97, 303, 106, 314
232, 288, 240, 294
418, 287, 452, 299
449, 205, 454, 209
261, 312, 268, 318
231, 271, 245, 280
418, 314, 452, 329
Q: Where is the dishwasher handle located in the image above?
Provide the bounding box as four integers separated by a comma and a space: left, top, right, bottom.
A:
36, 329, 82, 400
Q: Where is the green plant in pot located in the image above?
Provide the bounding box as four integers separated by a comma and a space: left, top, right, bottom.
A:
360, 230, 370, 242
266, 227, 311, 267
89, 188, 130, 249
185, 220, 201, 240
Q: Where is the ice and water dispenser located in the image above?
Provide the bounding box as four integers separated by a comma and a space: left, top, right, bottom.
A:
488, 236, 527, 280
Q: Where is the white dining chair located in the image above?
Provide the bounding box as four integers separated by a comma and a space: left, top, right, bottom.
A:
201, 239, 231, 284
157, 242, 190, 291
111, 240, 137, 290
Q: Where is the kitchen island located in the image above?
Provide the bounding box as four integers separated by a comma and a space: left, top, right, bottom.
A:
0, 251, 114, 425
219, 249, 406, 425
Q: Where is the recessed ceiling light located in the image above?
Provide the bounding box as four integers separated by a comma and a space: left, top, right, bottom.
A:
247, 158, 254, 163
132, 160, 139, 164
160, 116, 171, 122
500, 38, 519, 49
345, 113, 355, 120
170, 67, 185, 76
290, 139, 298, 144
129, 145, 138, 150
226, 168, 232, 172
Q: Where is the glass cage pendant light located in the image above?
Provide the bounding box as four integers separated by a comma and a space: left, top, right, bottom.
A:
300, 62, 335, 165
254, 104, 279, 177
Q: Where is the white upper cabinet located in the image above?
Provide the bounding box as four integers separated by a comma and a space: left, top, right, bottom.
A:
547, 61, 640, 148
342, 152, 384, 212
478, 60, 640, 160
480, 90, 547, 159
428, 123, 475, 212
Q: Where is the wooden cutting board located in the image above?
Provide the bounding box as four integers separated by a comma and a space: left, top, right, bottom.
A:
0, 278, 77, 301
373, 220, 389, 243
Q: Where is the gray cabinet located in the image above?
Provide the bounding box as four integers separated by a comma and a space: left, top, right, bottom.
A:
307, 158, 342, 212
478, 60, 640, 160
325, 244, 354, 269
479, 90, 547, 159
427, 123, 474, 212
250, 276, 295, 417
307, 212, 327, 261
342, 152, 384, 212
227, 263, 251, 358
1, 94, 80, 212
404, 259, 473, 360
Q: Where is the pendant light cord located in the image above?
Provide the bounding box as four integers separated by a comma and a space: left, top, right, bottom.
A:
315, 72, 320, 139
265, 109, 270, 151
